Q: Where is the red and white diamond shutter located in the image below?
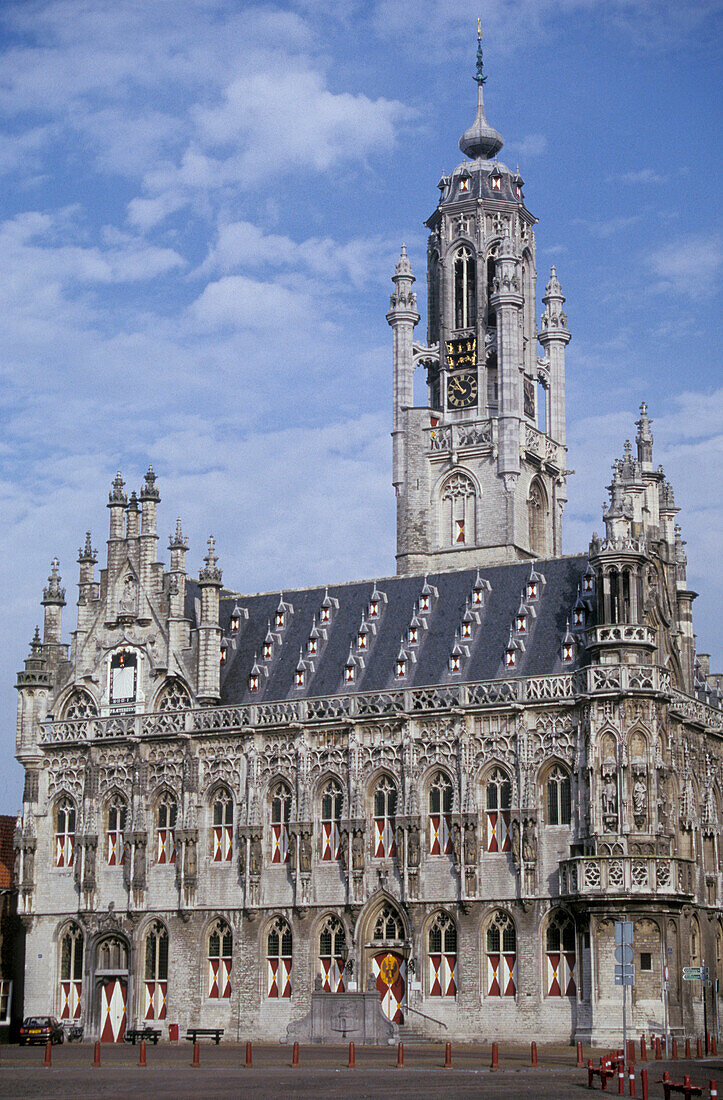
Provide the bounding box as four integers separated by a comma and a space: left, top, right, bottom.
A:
321, 780, 343, 861
373, 952, 406, 1024
373, 777, 397, 858
428, 912, 457, 996
106, 798, 126, 866
60, 980, 82, 1020
144, 981, 167, 1020
546, 916, 577, 996
213, 825, 232, 862
318, 916, 346, 992
100, 978, 127, 1042
212, 790, 233, 862
54, 798, 76, 868
270, 783, 291, 863
428, 773, 454, 855
156, 796, 177, 864
207, 921, 232, 999
157, 828, 175, 864
319, 954, 345, 993
267, 919, 292, 998
486, 913, 517, 997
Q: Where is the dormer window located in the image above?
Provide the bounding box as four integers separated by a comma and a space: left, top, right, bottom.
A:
357, 624, 369, 650
573, 607, 585, 628
263, 639, 273, 661
461, 620, 472, 640
527, 580, 538, 601
344, 662, 356, 684
419, 594, 430, 614
491, 175, 501, 192
396, 656, 407, 679
369, 598, 380, 619
516, 613, 527, 635
308, 636, 318, 656
295, 667, 305, 688
583, 567, 595, 593
275, 610, 285, 630
249, 672, 259, 692
505, 647, 516, 668
459, 177, 470, 193
220, 644, 227, 666
472, 572, 486, 605
230, 605, 242, 633
562, 642, 574, 663
408, 626, 418, 646
450, 652, 461, 674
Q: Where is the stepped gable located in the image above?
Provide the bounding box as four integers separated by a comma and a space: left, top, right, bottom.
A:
215, 554, 588, 703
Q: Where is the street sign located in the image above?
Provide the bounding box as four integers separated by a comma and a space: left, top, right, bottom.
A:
682, 966, 708, 981
615, 964, 634, 986
615, 944, 634, 965
615, 921, 633, 945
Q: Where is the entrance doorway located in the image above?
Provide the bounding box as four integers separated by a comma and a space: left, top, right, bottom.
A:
365, 902, 408, 1024
95, 935, 129, 1042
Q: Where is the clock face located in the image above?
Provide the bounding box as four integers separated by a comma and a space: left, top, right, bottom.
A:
447, 370, 478, 409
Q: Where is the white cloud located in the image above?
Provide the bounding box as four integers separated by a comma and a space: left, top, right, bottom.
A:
504, 133, 548, 159
189, 274, 315, 331
648, 233, 722, 297
609, 168, 667, 184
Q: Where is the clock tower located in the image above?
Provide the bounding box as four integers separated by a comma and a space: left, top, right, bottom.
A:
387, 27, 571, 576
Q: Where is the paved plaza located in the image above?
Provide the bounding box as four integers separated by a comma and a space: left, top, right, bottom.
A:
0, 1042, 720, 1099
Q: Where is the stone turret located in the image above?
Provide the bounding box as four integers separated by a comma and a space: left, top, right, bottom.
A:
76, 532, 98, 638
196, 536, 223, 704
537, 266, 571, 449
15, 627, 50, 759
491, 230, 523, 491
107, 471, 127, 575
168, 518, 191, 661
139, 465, 161, 595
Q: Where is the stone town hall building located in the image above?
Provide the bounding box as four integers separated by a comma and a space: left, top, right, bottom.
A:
13, 36, 723, 1046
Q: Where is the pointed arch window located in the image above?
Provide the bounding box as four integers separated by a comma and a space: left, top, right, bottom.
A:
157, 679, 191, 712
318, 915, 346, 993
320, 779, 342, 861
485, 768, 512, 852
428, 912, 457, 997
486, 255, 497, 327
212, 788, 233, 863
546, 764, 571, 825
62, 690, 98, 721
453, 246, 476, 330
156, 794, 177, 864
528, 478, 548, 557
55, 796, 76, 868
59, 924, 83, 1020
441, 472, 476, 548
267, 917, 292, 998
373, 776, 397, 858
106, 794, 127, 866
545, 912, 576, 997
428, 771, 453, 855
372, 903, 405, 942
208, 919, 232, 999
486, 911, 517, 997
270, 781, 291, 863
144, 921, 168, 1019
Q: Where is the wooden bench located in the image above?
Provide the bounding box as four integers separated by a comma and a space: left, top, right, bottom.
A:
124, 1026, 161, 1045
185, 1027, 224, 1045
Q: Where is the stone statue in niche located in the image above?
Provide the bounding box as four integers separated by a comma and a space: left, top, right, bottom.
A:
463, 822, 477, 865
452, 823, 462, 864
237, 837, 246, 876
522, 818, 537, 862
407, 826, 420, 868
119, 575, 137, 615
351, 830, 364, 871
287, 832, 297, 870
300, 833, 312, 873
601, 766, 618, 831
632, 768, 647, 829
510, 818, 521, 866
22, 844, 35, 889
122, 841, 132, 890
185, 838, 197, 879
249, 834, 262, 875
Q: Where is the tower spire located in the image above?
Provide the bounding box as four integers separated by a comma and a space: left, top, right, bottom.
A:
459, 22, 503, 160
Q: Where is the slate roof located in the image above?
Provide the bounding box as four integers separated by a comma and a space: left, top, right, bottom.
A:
186, 555, 591, 706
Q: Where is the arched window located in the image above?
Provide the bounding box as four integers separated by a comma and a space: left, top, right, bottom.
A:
156, 793, 177, 864
546, 911, 577, 997
318, 915, 346, 993
453, 246, 476, 330
270, 781, 292, 863
486, 254, 497, 327
208, 919, 232, 999
441, 472, 476, 547
62, 690, 98, 721
106, 794, 127, 866
372, 903, 405, 942
320, 779, 343, 861
428, 772, 453, 855
55, 796, 76, 868
212, 788, 233, 863
109, 649, 138, 712
157, 679, 191, 712
266, 917, 292, 998
546, 764, 572, 825
486, 911, 517, 997
144, 921, 168, 1020
528, 478, 548, 557
97, 936, 128, 972
485, 768, 512, 852
59, 924, 83, 1020
373, 776, 397, 858
428, 912, 457, 997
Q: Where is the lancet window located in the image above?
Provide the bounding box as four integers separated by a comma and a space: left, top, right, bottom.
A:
546, 765, 572, 825
428, 771, 453, 855
267, 917, 292, 999
207, 919, 232, 999
545, 911, 576, 997
270, 781, 291, 863
485, 768, 511, 852
428, 912, 457, 997
453, 247, 476, 330
486, 911, 517, 997
320, 779, 342, 862
212, 788, 233, 863
55, 796, 76, 869
59, 924, 83, 1021
144, 922, 168, 1019
441, 472, 476, 547
106, 794, 127, 866
318, 915, 346, 993
373, 776, 397, 858
156, 794, 177, 864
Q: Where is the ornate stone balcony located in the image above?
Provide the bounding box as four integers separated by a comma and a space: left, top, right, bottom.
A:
427, 419, 495, 454
522, 423, 564, 472
573, 663, 670, 696
586, 623, 657, 649
559, 855, 695, 900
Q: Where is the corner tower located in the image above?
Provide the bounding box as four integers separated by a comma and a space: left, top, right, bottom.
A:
389, 26, 571, 575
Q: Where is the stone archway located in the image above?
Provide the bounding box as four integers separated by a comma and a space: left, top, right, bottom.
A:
361, 898, 409, 1024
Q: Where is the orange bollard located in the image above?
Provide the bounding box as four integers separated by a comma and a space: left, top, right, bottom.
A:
618, 1062, 625, 1094
292, 1041, 299, 1068
192, 1040, 199, 1068
531, 1041, 537, 1066
711, 1037, 718, 1055
93, 1041, 100, 1067
444, 1041, 452, 1069
577, 1040, 585, 1067
709, 1080, 717, 1100
640, 1067, 649, 1100
139, 1040, 146, 1067
491, 1041, 498, 1070
697, 1037, 703, 1059
627, 1039, 635, 1066
629, 1066, 636, 1097
654, 1037, 662, 1060
347, 1041, 355, 1069
640, 1034, 647, 1061
245, 1041, 252, 1068
672, 1038, 678, 1059
396, 1042, 404, 1069
685, 1038, 691, 1059
43, 1040, 52, 1067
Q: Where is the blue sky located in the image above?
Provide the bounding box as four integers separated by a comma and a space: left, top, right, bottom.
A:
0, 0, 721, 809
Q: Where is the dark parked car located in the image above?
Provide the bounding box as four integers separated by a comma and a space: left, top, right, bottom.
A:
19, 1017, 65, 1045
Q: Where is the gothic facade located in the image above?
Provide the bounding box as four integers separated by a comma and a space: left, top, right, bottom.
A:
13, 35, 722, 1046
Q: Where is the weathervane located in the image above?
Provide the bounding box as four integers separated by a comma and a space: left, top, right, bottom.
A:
475, 18, 486, 84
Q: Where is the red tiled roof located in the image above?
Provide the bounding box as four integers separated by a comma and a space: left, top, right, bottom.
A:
0, 816, 16, 888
